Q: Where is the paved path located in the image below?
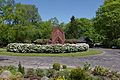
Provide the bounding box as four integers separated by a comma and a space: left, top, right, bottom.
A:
0, 49, 120, 71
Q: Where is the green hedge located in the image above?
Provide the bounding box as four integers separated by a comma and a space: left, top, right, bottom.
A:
6, 43, 89, 53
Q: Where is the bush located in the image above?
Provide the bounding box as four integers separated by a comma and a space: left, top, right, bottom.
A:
33, 39, 50, 44
65, 39, 79, 44
35, 69, 45, 77
59, 70, 70, 80
69, 68, 88, 80
92, 66, 110, 76
69, 68, 99, 80
18, 62, 25, 74
62, 65, 67, 69
53, 63, 61, 71
6, 43, 89, 53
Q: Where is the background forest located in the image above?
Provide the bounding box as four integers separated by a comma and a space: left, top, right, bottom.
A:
0, 0, 120, 48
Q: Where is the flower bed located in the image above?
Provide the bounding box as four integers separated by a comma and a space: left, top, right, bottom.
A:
6, 43, 89, 53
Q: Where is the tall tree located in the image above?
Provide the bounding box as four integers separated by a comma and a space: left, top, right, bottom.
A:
65, 16, 94, 39
65, 16, 78, 39
94, 0, 120, 47
49, 17, 59, 26
0, 0, 15, 25
14, 3, 42, 26
40, 20, 54, 39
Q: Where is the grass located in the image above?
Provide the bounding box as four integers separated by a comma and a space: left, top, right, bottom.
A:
0, 48, 102, 57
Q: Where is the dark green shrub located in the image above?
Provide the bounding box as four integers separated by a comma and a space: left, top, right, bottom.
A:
92, 66, 110, 76
53, 76, 66, 80
4, 65, 17, 75
36, 69, 45, 77
53, 63, 61, 71
69, 68, 88, 80
65, 39, 78, 44
33, 39, 50, 44
18, 62, 25, 74
102, 38, 117, 48
62, 65, 67, 69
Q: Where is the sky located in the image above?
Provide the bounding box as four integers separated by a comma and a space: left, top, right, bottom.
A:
15, 0, 104, 23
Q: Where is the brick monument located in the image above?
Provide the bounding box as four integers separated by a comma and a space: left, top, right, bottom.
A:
51, 27, 65, 44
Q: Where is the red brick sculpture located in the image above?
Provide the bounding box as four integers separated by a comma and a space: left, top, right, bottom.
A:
51, 27, 65, 44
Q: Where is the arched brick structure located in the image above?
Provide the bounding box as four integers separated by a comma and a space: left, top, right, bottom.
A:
51, 27, 65, 44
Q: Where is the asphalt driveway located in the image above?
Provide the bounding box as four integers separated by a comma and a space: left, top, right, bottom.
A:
0, 48, 120, 71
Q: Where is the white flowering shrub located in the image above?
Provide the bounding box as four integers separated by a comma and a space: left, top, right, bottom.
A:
53, 44, 63, 53
7, 43, 89, 53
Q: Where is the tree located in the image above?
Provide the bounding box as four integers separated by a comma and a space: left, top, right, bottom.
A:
65, 16, 95, 39
65, 16, 79, 39
0, 24, 16, 44
14, 3, 42, 26
18, 61, 25, 74
94, 0, 120, 47
49, 17, 59, 26
0, 0, 15, 25
12, 4, 42, 42
40, 20, 54, 39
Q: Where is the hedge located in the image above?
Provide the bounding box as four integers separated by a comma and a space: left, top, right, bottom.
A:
6, 43, 89, 53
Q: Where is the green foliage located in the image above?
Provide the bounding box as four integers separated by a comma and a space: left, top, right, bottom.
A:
40, 20, 54, 39
49, 17, 59, 26
92, 66, 120, 79
54, 76, 66, 80
0, 64, 120, 80
59, 70, 70, 80
62, 65, 67, 69
15, 3, 41, 25
69, 68, 88, 80
65, 39, 78, 44
46, 69, 56, 78
92, 66, 110, 76
65, 16, 94, 39
18, 62, 25, 74
116, 38, 120, 48
0, 0, 15, 25
94, 0, 120, 47
0, 24, 16, 44
33, 39, 50, 44
53, 63, 61, 71
35, 68, 45, 77
0, 0, 102, 46
0, 0, 43, 45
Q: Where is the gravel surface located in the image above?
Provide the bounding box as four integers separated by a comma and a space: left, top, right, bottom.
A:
0, 48, 120, 71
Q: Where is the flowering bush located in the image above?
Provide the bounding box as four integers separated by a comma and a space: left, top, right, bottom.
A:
6, 43, 89, 53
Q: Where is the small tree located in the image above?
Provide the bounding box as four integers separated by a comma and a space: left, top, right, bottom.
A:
18, 61, 25, 74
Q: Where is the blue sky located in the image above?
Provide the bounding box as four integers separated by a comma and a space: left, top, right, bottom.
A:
15, 0, 104, 23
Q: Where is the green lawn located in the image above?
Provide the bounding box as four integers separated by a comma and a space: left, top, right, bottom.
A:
0, 48, 102, 57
